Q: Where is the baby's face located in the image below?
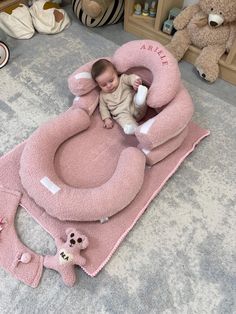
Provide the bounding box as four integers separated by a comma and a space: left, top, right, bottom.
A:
96, 66, 119, 93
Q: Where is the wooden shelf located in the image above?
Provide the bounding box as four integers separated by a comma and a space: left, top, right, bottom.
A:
128, 14, 155, 32
0, 0, 28, 11
0, 0, 16, 10
124, 0, 236, 85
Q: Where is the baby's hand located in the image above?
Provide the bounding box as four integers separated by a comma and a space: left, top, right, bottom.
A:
133, 77, 142, 91
104, 118, 113, 129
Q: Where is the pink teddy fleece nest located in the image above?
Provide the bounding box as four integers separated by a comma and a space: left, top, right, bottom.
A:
19, 40, 194, 223
0, 40, 210, 288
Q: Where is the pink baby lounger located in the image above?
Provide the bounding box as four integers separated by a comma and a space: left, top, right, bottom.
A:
19, 40, 194, 222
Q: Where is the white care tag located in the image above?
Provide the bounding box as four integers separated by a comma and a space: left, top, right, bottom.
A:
139, 117, 156, 134
142, 148, 150, 155
40, 177, 61, 194
100, 217, 109, 224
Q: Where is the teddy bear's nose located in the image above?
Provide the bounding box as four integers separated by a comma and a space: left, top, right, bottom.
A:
210, 21, 218, 27
70, 239, 76, 245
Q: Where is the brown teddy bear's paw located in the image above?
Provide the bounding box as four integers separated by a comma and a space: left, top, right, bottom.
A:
173, 17, 186, 31
196, 67, 218, 83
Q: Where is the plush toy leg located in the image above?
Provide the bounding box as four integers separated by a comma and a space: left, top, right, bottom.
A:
61, 267, 77, 287
195, 44, 226, 82
165, 29, 191, 61
43, 255, 55, 269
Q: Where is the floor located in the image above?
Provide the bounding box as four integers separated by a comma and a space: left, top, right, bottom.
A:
88, 22, 236, 106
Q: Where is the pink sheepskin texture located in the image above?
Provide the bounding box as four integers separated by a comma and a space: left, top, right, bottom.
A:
72, 88, 100, 116
67, 39, 194, 165
19, 39, 194, 222
112, 40, 181, 108
0, 187, 43, 287
20, 108, 146, 222
135, 83, 194, 150
140, 126, 189, 166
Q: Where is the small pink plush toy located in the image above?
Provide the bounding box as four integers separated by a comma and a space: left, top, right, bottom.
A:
44, 228, 89, 287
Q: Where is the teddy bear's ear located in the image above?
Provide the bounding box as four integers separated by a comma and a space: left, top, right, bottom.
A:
80, 235, 89, 249
65, 228, 75, 236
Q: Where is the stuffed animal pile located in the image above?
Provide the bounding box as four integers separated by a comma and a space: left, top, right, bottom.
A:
166, 0, 236, 82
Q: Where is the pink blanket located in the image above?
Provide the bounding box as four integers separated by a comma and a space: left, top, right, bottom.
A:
0, 110, 209, 286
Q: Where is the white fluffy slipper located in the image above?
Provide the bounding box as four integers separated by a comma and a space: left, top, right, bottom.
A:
0, 4, 35, 39
29, 0, 70, 34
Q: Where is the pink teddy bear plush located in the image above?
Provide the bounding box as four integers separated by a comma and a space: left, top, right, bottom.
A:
44, 228, 89, 287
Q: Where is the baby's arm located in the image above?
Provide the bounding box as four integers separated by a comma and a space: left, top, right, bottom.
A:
103, 118, 113, 129
99, 95, 113, 128
122, 74, 142, 91
133, 77, 142, 90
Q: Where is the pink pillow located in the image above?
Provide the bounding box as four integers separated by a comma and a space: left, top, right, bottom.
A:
112, 40, 181, 108
68, 57, 111, 96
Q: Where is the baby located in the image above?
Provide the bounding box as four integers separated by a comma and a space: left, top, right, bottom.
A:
91, 59, 148, 135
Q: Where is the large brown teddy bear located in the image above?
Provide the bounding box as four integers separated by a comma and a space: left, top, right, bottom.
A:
166, 0, 236, 82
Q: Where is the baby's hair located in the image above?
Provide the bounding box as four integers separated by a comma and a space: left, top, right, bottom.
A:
91, 59, 117, 81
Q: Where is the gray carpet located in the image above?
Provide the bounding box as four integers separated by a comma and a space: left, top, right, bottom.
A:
0, 7, 236, 314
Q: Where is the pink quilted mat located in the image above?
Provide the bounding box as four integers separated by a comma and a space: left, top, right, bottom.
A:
0, 109, 209, 285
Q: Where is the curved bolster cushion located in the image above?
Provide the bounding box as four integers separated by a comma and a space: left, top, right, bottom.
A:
111, 40, 194, 163
112, 40, 181, 108
68, 57, 111, 97
72, 88, 100, 116
20, 108, 146, 221
68, 39, 194, 157
140, 126, 189, 166
135, 83, 194, 150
